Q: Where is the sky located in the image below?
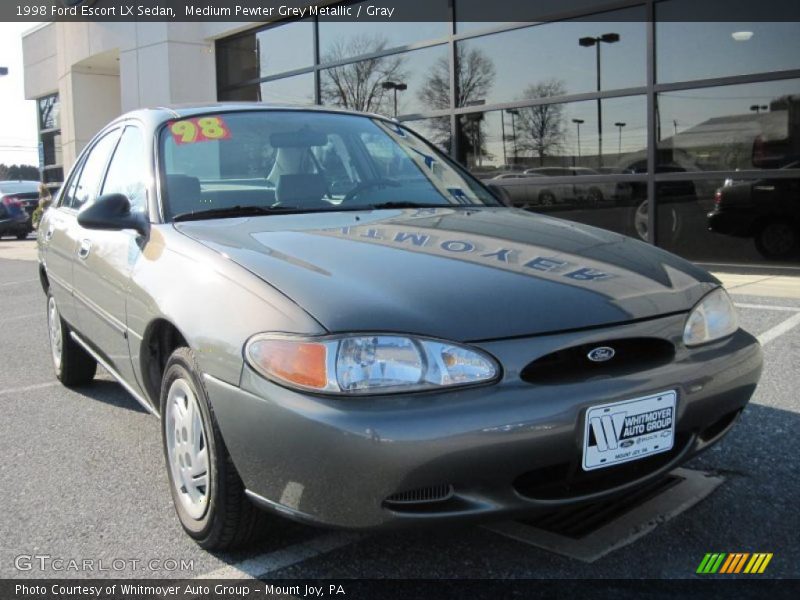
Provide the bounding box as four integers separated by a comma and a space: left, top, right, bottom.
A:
0, 22, 41, 167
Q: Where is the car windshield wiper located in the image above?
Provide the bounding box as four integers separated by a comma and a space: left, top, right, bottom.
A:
172, 205, 315, 222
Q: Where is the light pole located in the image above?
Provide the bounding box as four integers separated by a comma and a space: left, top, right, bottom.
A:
614, 121, 626, 156
381, 81, 407, 118
579, 33, 620, 167
506, 108, 519, 163
749, 104, 768, 114
572, 118, 584, 161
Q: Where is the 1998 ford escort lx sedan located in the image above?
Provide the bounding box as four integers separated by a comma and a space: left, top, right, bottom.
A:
38, 104, 762, 549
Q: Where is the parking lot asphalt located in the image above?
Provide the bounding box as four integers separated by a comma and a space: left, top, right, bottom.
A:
1, 239, 798, 580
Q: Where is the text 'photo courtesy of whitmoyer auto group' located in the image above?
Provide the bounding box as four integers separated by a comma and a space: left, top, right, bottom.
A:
0, 1, 799, 599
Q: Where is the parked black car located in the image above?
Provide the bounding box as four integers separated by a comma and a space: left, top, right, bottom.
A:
708, 169, 800, 259
0, 180, 39, 239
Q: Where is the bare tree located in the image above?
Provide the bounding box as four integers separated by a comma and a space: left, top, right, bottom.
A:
516, 79, 567, 166
418, 46, 495, 158
320, 35, 407, 115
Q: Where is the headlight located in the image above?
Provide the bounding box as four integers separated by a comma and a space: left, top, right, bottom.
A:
683, 288, 738, 347
245, 334, 499, 394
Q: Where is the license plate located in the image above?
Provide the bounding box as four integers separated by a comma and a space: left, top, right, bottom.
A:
582, 390, 676, 471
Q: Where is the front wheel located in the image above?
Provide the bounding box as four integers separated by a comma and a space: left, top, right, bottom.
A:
161, 347, 269, 550
47, 293, 97, 386
754, 220, 798, 260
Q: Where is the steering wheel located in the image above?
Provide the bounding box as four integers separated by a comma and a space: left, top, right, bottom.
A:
341, 178, 401, 205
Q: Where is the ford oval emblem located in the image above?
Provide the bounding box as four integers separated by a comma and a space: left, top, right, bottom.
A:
587, 346, 615, 362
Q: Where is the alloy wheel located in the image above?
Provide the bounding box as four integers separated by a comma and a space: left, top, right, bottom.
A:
165, 378, 210, 520
47, 296, 62, 371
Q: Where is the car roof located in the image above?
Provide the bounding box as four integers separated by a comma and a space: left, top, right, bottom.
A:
111, 103, 395, 130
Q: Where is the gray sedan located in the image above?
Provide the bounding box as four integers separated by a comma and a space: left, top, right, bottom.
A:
37, 104, 762, 550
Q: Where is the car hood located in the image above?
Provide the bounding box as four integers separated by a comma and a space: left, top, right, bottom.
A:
174, 207, 718, 341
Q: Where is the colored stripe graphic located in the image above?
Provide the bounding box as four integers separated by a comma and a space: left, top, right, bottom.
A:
697, 553, 726, 574
698, 553, 773, 574
744, 553, 773, 574
720, 553, 749, 573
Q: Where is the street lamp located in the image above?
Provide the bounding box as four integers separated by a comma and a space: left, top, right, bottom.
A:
505, 108, 519, 163
578, 33, 620, 167
614, 121, 626, 156
572, 118, 584, 161
381, 81, 407, 118
749, 104, 768, 114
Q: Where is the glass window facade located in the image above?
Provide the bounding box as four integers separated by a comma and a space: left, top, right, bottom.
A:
217, 0, 800, 266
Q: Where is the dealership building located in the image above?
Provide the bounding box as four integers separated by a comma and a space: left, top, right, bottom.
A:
22, 0, 800, 266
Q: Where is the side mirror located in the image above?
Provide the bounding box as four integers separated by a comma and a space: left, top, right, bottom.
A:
77, 193, 149, 237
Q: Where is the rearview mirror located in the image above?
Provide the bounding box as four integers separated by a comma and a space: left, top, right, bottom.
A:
77, 193, 149, 237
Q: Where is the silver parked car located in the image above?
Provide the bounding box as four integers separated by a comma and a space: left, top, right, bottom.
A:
38, 105, 762, 549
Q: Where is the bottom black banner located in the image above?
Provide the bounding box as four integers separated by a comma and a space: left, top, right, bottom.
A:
3, 579, 800, 600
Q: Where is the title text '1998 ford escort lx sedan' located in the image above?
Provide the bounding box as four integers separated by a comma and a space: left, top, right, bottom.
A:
37, 104, 762, 549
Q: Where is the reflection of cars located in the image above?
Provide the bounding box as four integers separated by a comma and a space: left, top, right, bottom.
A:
626, 163, 699, 242
708, 170, 800, 259
39, 104, 761, 550
524, 167, 611, 205
0, 180, 39, 239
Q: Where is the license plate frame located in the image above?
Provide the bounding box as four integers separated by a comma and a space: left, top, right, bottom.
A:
582, 390, 677, 471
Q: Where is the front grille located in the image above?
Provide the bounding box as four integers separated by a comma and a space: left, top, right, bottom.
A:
521, 337, 675, 385
514, 433, 691, 500
384, 484, 454, 506
516, 473, 683, 538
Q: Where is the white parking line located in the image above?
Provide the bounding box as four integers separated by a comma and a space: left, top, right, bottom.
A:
0, 381, 60, 396
757, 311, 800, 346
199, 532, 363, 579
734, 303, 800, 312
0, 278, 37, 287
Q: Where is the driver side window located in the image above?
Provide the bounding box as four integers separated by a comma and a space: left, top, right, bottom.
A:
102, 126, 148, 214
69, 130, 120, 211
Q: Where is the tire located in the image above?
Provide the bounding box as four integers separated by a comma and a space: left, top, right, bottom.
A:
47, 293, 97, 387
538, 190, 556, 206
588, 188, 603, 204
16, 231, 29, 240
754, 221, 798, 260
160, 347, 269, 550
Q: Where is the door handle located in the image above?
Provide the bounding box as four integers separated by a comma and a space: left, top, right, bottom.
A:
44, 225, 55, 241
77, 239, 92, 260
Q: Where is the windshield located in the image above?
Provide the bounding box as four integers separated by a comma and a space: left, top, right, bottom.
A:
159, 110, 497, 220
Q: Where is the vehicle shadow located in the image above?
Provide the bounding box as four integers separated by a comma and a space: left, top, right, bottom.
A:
75, 378, 151, 415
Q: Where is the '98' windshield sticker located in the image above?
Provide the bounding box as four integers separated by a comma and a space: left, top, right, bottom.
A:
169, 117, 232, 145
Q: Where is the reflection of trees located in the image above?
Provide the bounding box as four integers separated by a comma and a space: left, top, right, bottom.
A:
320, 35, 407, 114
419, 46, 495, 159
516, 79, 567, 166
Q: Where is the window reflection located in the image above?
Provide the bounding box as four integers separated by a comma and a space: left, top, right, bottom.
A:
456, 9, 646, 106
657, 79, 800, 171
320, 45, 449, 117
457, 96, 646, 174
319, 1, 447, 62
657, 1, 800, 83
218, 73, 315, 104
657, 177, 800, 264
456, 0, 617, 34
217, 21, 314, 88
403, 117, 452, 154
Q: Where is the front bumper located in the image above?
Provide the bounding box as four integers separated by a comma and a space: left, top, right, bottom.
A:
205, 314, 762, 529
